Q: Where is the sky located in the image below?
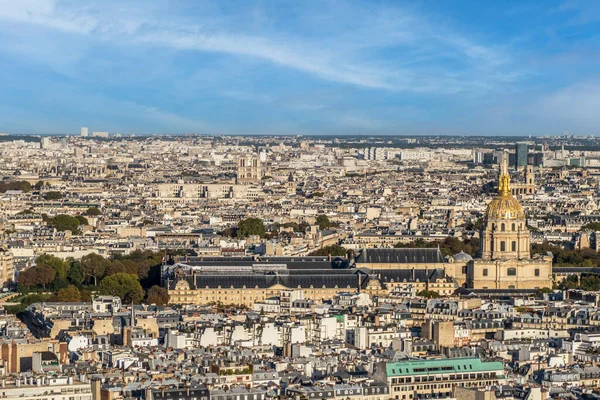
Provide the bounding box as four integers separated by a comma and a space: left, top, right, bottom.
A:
0, 0, 599, 136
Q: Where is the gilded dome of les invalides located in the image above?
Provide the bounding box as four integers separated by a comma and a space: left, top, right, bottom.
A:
485, 164, 525, 220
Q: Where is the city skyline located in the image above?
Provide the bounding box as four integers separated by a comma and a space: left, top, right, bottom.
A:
0, 0, 599, 135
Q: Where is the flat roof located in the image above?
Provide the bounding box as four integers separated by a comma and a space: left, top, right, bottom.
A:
386, 357, 504, 377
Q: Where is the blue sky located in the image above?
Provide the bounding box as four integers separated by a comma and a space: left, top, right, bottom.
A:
0, 0, 599, 136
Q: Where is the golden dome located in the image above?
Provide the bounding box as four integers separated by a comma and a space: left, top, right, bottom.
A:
486, 159, 525, 220
486, 194, 525, 220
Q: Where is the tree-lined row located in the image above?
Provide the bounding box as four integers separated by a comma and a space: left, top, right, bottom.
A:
17, 251, 171, 306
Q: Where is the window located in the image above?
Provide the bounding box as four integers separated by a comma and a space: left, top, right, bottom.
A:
500, 241, 506, 251
511, 241, 516, 251
535, 269, 540, 277
483, 269, 488, 277
511, 223, 515, 231
507, 268, 516, 276
508, 285, 515, 289
501, 223, 505, 232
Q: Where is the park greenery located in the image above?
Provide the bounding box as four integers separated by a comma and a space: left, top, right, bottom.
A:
14, 250, 174, 311
582, 222, 600, 231
237, 218, 266, 238
44, 191, 63, 200
557, 274, 600, 291
85, 207, 102, 216
417, 290, 440, 298
308, 245, 348, 257
0, 180, 32, 193
531, 241, 600, 268
394, 236, 480, 257
316, 215, 335, 230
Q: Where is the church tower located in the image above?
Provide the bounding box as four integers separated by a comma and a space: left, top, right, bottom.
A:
466, 157, 552, 291
479, 158, 530, 260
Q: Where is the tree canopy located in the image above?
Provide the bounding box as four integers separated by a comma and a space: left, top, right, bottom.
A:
44, 191, 62, 200
18, 264, 56, 289
308, 245, 347, 257
51, 214, 80, 233
146, 285, 170, 306
85, 207, 102, 216
237, 218, 266, 238
394, 236, 479, 257
0, 181, 31, 193
55, 285, 82, 302
16, 250, 177, 305
97, 273, 145, 304
316, 215, 333, 230
417, 290, 440, 299
558, 274, 600, 291
582, 222, 600, 231
80, 253, 108, 285
35, 254, 70, 280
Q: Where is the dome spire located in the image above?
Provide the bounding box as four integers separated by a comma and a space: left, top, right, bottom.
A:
498, 157, 511, 196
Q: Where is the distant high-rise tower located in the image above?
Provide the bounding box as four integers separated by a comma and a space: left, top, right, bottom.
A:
40, 137, 51, 149
515, 142, 528, 170
80, 127, 88, 137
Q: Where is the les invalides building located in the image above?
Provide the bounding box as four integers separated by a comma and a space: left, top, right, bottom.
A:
466, 160, 553, 291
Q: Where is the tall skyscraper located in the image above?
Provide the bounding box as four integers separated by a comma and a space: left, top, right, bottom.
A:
80, 127, 88, 137
515, 142, 529, 169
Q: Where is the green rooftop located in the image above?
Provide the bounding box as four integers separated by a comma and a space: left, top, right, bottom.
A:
386, 357, 504, 377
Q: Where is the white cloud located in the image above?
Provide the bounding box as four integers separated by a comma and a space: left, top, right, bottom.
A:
530, 80, 600, 131
0, 0, 520, 94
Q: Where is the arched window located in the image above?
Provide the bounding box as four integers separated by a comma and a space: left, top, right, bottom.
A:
507, 268, 516, 276
508, 285, 515, 289
511, 223, 515, 231
501, 223, 505, 232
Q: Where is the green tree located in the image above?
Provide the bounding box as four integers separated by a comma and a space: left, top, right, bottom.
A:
146, 285, 169, 306
18, 264, 56, 289
80, 253, 108, 285
56, 285, 82, 302
308, 245, 348, 257
85, 207, 102, 216
417, 290, 440, 299
44, 191, 62, 200
97, 273, 144, 304
582, 222, 600, 231
51, 214, 80, 233
76, 215, 89, 226
316, 215, 332, 230
0, 181, 32, 193
237, 218, 266, 238
35, 254, 70, 280
67, 262, 84, 285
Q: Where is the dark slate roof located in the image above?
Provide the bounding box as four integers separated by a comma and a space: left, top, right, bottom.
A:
172, 268, 364, 290
355, 248, 446, 264
368, 268, 447, 283
180, 259, 350, 269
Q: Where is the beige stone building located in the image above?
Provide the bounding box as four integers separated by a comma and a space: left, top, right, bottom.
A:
467, 160, 552, 290
0, 247, 14, 286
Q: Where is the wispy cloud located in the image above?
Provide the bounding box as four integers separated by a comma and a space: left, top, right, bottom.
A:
0, 0, 520, 94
